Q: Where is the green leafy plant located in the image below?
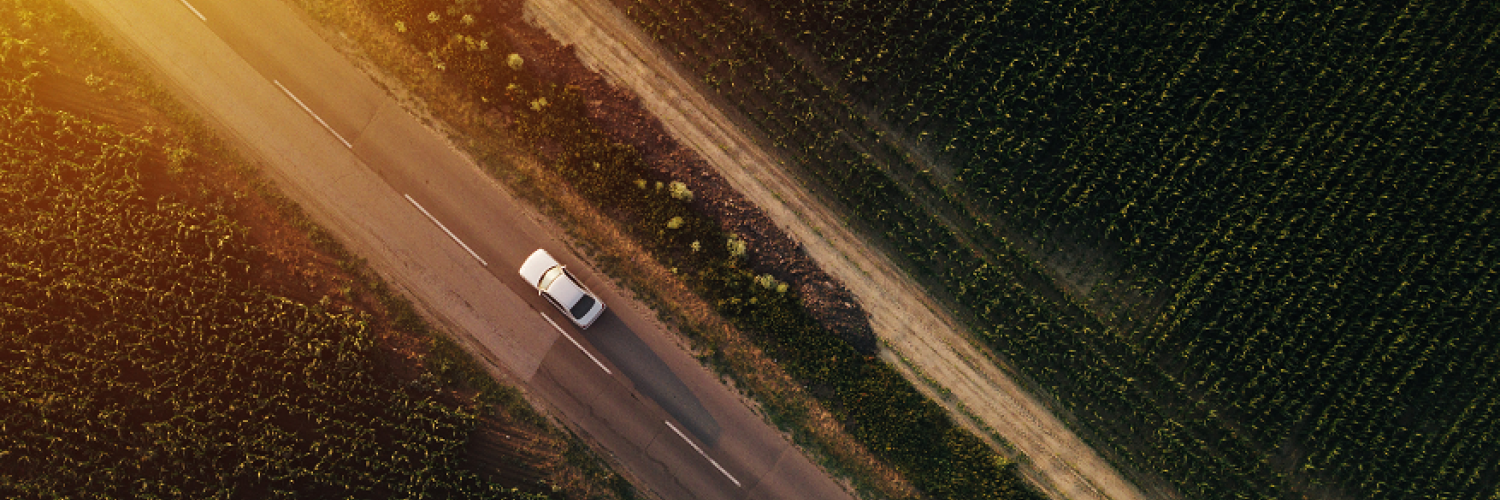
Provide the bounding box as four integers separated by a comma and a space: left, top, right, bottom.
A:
618, 0, 1500, 498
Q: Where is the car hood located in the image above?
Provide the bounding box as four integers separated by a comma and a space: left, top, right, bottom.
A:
519, 250, 559, 286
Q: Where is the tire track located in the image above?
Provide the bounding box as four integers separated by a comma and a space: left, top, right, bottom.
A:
519, 1, 1159, 500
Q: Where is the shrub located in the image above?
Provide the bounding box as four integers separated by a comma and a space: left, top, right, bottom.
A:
668, 180, 693, 201
726, 234, 747, 259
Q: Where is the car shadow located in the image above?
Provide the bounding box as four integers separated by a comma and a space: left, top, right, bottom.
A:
582, 313, 722, 446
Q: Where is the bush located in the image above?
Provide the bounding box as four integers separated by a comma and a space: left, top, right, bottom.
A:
351, 1, 1043, 498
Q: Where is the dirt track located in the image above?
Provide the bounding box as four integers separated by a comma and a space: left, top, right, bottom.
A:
520, 2, 1158, 500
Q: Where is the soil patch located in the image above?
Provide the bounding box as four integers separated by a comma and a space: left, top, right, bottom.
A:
438, 0, 878, 352
518, 1, 1161, 500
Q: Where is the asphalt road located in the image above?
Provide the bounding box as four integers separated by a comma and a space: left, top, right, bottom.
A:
63, 1, 856, 499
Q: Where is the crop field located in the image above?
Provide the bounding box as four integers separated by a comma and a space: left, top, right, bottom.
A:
322, 0, 1050, 497
0, 4, 569, 497
613, 0, 1500, 499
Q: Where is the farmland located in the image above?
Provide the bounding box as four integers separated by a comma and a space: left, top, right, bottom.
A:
286, 0, 1055, 497
0, 2, 635, 498
610, 0, 1500, 499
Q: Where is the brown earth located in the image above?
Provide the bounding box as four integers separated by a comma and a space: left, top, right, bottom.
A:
268, 0, 1162, 498
424, 0, 879, 353
514, 1, 1165, 500
279, 0, 917, 496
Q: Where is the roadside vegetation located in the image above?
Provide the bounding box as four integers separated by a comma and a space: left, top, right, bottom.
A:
0, 1, 635, 498
610, 0, 1500, 499
293, 0, 1042, 498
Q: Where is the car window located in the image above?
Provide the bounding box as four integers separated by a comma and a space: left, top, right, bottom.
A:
569, 294, 596, 320
538, 266, 564, 290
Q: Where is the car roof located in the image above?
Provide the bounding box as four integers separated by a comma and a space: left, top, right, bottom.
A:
518, 249, 559, 286
544, 271, 589, 311
518, 249, 605, 327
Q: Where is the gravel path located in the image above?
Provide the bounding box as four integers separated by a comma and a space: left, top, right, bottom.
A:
520, 1, 1159, 500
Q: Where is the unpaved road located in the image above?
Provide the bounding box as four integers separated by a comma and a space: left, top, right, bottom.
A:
523, 2, 1158, 500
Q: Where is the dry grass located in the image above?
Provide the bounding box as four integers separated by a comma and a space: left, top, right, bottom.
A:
280, 0, 919, 497
526, 153, 918, 500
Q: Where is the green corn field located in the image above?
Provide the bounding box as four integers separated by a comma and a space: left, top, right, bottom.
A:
614, 0, 1500, 498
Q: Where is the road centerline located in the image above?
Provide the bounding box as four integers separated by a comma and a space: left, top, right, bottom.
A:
272, 79, 353, 149
403, 194, 489, 267
176, 0, 206, 21
665, 420, 741, 488
540, 312, 612, 375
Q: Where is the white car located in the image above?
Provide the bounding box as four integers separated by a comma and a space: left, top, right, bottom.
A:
518, 249, 607, 328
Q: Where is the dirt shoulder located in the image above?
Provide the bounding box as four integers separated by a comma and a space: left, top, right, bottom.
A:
519, 1, 1155, 500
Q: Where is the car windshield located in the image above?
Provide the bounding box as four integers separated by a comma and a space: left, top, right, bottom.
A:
569, 294, 596, 320
538, 266, 564, 290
